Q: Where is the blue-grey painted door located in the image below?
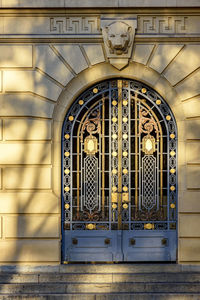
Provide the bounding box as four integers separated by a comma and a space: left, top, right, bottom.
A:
62, 79, 177, 262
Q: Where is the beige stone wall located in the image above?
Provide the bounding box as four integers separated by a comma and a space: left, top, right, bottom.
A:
0, 44, 60, 263
0, 7, 199, 264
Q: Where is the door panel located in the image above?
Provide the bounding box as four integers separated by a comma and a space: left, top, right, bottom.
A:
64, 231, 122, 262
62, 79, 177, 262
64, 230, 176, 262
123, 231, 176, 261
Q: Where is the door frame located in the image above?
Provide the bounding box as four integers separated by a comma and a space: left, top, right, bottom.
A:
61, 77, 178, 262
52, 62, 185, 263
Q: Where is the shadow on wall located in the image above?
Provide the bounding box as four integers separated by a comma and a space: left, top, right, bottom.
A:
0, 23, 199, 292
1, 115, 59, 251
0, 40, 61, 284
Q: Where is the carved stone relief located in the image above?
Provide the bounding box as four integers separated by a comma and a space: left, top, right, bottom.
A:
50, 16, 100, 34
101, 18, 137, 70
137, 16, 187, 34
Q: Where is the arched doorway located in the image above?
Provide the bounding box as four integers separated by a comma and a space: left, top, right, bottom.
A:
62, 78, 177, 262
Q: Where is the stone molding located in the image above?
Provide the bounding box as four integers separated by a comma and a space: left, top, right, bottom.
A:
1, 0, 200, 8
0, 15, 199, 38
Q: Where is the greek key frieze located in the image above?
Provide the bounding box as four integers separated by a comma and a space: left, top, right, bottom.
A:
50, 17, 100, 34
137, 16, 188, 34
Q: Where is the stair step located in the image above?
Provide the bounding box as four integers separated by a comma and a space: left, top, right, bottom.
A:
1, 264, 200, 274
0, 265, 200, 298
0, 282, 200, 294
0, 295, 200, 300
0, 272, 200, 284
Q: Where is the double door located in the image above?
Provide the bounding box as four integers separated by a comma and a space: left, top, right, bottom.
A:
62, 79, 177, 262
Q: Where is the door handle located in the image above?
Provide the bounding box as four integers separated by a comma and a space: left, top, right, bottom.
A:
72, 238, 78, 245
161, 238, 168, 246
130, 238, 136, 246
104, 238, 110, 245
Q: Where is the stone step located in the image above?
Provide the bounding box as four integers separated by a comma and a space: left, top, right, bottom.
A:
0, 295, 200, 300
0, 272, 200, 284
0, 265, 200, 298
0, 282, 200, 294
1, 264, 200, 274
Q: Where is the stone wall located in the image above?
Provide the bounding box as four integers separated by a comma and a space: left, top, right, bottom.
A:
0, 3, 199, 264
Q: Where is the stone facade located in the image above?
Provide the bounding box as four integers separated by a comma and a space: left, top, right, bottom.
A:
0, 0, 199, 264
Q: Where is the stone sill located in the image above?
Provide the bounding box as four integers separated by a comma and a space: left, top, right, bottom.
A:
1, 264, 200, 274
1, 0, 200, 9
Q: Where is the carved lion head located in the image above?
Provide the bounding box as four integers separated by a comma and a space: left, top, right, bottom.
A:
105, 21, 132, 55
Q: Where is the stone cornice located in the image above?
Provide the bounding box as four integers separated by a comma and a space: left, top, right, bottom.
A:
0, 0, 200, 8
0, 14, 199, 40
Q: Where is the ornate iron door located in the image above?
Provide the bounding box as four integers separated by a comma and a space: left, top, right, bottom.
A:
62, 79, 177, 262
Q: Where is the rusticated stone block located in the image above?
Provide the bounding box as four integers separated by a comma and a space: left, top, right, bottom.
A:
149, 44, 183, 73
164, 45, 200, 85
186, 165, 200, 189
0, 240, 59, 262
179, 214, 200, 237
0, 143, 51, 164
83, 45, 105, 65
0, 192, 59, 214
4, 119, 51, 141
4, 215, 59, 238
132, 44, 154, 65
35, 45, 74, 86
175, 69, 200, 101
180, 238, 200, 262
186, 120, 200, 140
182, 97, 200, 118
0, 45, 32, 67
186, 142, 200, 164
179, 191, 200, 212
4, 167, 51, 189
54, 45, 88, 74
0, 94, 54, 118
4, 70, 62, 101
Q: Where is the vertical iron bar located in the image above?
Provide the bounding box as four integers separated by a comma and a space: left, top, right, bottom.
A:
135, 93, 138, 212
102, 96, 105, 218
70, 128, 73, 230
128, 81, 131, 229
77, 126, 80, 219
157, 142, 160, 211
99, 102, 101, 213
160, 134, 163, 210
109, 83, 112, 230
118, 80, 123, 230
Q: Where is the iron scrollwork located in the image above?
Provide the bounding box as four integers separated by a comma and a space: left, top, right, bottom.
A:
62, 79, 177, 231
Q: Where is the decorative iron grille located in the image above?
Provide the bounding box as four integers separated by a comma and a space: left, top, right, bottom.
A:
62, 79, 177, 231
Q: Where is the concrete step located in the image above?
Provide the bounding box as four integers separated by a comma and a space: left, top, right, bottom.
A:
0, 272, 200, 284
1, 264, 200, 274
0, 282, 200, 294
0, 265, 200, 298
0, 295, 200, 300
